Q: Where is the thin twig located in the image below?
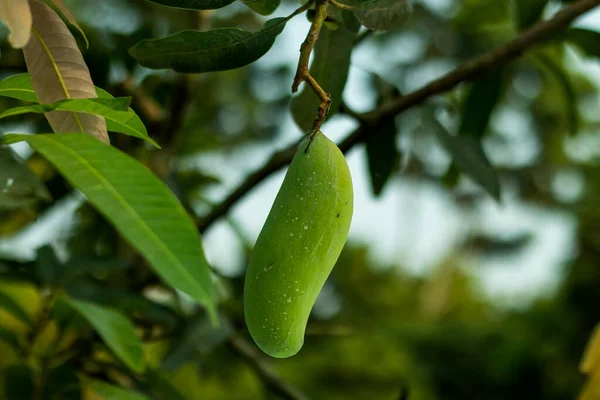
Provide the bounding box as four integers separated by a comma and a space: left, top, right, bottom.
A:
292, 0, 332, 139
287, 0, 316, 22
229, 334, 310, 400
197, 0, 600, 232
329, 0, 355, 10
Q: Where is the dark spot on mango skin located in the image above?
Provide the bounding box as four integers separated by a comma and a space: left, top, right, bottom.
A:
336, 212, 340, 218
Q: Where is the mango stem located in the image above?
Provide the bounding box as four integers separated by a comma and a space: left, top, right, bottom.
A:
292, 0, 332, 145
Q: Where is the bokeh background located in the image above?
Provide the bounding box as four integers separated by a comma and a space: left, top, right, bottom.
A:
1, 0, 600, 398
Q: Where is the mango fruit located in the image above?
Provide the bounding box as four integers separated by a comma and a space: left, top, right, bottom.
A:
244, 131, 353, 358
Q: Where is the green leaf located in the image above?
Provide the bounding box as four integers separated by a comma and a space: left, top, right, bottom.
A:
144, 370, 187, 400
0, 74, 158, 148
365, 117, 398, 196
342, 10, 362, 33
94, 88, 161, 148
515, 0, 548, 30
5, 364, 34, 400
0, 328, 23, 352
66, 297, 146, 374
0, 97, 130, 119
242, 0, 280, 16
0, 146, 51, 210
535, 53, 579, 136
458, 69, 505, 139
43, 364, 81, 400
291, 25, 355, 132
4, 134, 216, 320
0, 291, 33, 326
431, 116, 501, 201
36, 245, 131, 287
37, 244, 130, 286
564, 28, 600, 59
129, 18, 287, 73
0, 73, 39, 102
161, 312, 231, 371
61, 257, 129, 283
349, 0, 411, 31
66, 281, 178, 328
143, 0, 235, 9
36, 245, 63, 286
89, 380, 150, 400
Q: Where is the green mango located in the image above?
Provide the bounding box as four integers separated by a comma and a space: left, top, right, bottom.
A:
244, 131, 353, 358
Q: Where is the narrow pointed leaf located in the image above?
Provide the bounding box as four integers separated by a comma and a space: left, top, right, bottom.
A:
4, 134, 216, 319
144, 371, 187, 400
0, 98, 131, 120
535, 53, 579, 136
242, 0, 281, 16
342, 10, 362, 33
291, 25, 355, 131
129, 18, 287, 73
66, 298, 146, 374
36, 245, 68, 286
161, 312, 231, 371
95, 88, 160, 148
0, 74, 158, 147
366, 117, 398, 196
565, 28, 600, 59
431, 117, 501, 201
5, 364, 34, 400
0, 292, 32, 326
458, 69, 505, 139
0, 328, 23, 352
23, 0, 108, 143
0, 0, 32, 48
0, 73, 39, 102
89, 380, 150, 400
66, 281, 178, 328
144, 0, 235, 9
515, 0, 549, 30
580, 324, 600, 374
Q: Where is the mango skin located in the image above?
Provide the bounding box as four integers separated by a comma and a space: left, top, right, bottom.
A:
244, 132, 353, 358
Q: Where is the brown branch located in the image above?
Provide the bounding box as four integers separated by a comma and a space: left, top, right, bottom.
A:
292, 0, 332, 137
229, 334, 310, 400
363, 0, 600, 122
198, 140, 300, 232
329, 0, 355, 10
197, 0, 600, 233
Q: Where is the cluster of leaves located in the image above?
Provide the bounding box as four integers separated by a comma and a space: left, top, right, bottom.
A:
0, 0, 599, 398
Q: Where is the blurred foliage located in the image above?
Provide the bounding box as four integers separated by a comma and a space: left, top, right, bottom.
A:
1, 0, 600, 398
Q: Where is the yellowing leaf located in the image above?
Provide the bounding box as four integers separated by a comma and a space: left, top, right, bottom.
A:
0, 0, 32, 48
22, 0, 109, 143
580, 375, 600, 400
581, 324, 600, 376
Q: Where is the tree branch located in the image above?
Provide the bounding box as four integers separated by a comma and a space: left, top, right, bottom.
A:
229, 334, 310, 400
362, 0, 600, 123
197, 0, 600, 233
292, 0, 332, 138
